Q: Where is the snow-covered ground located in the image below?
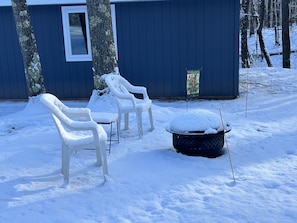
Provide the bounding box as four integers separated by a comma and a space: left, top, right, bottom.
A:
1, 67, 297, 222
1, 27, 297, 222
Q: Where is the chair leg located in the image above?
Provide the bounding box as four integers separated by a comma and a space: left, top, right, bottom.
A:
148, 107, 154, 131
116, 118, 120, 143
61, 143, 66, 174
136, 110, 143, 137
124, 113, 129, 130
108, 123, 112, 154
118, 112, 122, 131
96, 144, 103, 167
99, 140, 108, 180
63, 149, 71, 184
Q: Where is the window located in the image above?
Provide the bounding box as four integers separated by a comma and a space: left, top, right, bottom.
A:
61, 6, 92, 62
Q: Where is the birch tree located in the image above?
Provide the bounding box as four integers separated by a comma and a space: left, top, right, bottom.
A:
86, 0, 117, 91
11, 0, 46, 97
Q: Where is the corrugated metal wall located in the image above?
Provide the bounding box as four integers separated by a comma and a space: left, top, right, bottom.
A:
0, 6, 27, 99
0, 5, 94, 100
0, 0, 239, 100
115, 0, 240, 99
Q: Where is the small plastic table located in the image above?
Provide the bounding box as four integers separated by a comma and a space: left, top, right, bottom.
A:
92, 112, 119, 153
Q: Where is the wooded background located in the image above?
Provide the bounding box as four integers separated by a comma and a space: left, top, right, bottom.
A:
240, 0, 296, 68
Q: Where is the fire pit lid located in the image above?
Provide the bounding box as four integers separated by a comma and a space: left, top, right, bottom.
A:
166, 110, 231, 135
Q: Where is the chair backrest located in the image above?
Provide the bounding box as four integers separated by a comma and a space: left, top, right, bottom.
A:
40, 93, 72, 127
40, 94, 75, 139
105, 75, 132, 96
105, 74, 136, 109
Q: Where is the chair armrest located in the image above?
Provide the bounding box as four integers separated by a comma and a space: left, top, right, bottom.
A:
125, 84, 150, 100
66, 120, 107, 140
63, 107, 92, 120
113, 92, 135, 101
68, 120, 97, 130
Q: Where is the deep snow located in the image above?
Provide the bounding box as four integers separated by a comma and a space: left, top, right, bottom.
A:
1, 67, 297, 222
1, 27, 297, 222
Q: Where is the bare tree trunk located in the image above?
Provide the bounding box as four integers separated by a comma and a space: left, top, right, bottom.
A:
257, 0, 273, 67
282, 0, 291, 68
274, 25, 280, 45
241, 0, 251, 68
11, 0, 46, 97
267, 0, 272, 28
273, 0, 280, 27
86, 0, 118, 90
249, 0, 256, 36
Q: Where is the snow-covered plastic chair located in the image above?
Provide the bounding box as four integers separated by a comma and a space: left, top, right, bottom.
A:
104, 74, 154, 138
40, 93, 108, 184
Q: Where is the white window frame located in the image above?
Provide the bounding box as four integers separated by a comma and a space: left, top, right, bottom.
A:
61, 5, 92, 62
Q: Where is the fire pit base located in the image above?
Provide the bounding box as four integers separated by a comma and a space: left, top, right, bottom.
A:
172, 131, 225, 158
167, 110, 231, 158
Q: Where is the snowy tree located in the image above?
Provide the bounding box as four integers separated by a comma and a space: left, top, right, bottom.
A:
11, 0, 46, 97
86, 0, 118, 91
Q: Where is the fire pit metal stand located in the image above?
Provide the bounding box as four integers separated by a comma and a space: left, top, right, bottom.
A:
166, 110, 231, 158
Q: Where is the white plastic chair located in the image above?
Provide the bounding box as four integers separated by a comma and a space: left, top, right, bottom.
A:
40, 93, 108, 184
104, 74, 154, 138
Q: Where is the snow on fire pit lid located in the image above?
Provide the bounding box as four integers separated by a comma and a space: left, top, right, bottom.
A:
167, 110, 231, 134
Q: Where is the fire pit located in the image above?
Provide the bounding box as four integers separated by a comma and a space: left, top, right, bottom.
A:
166, 110, 231, 158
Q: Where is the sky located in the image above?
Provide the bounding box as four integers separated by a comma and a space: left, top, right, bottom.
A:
0, 28, 297, 222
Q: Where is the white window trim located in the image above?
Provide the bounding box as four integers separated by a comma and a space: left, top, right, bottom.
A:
61, 5, 92, 62
111, 4, 118, 60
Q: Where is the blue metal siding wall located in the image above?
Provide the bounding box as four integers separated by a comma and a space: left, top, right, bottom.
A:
30, 5, 93, 99
115, 0, 239, 98
0, 5, 93, 100
0, 7, 27, 99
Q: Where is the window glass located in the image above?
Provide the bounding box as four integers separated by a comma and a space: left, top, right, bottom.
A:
61, 6, 91, 62
69, 12, 88, 55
